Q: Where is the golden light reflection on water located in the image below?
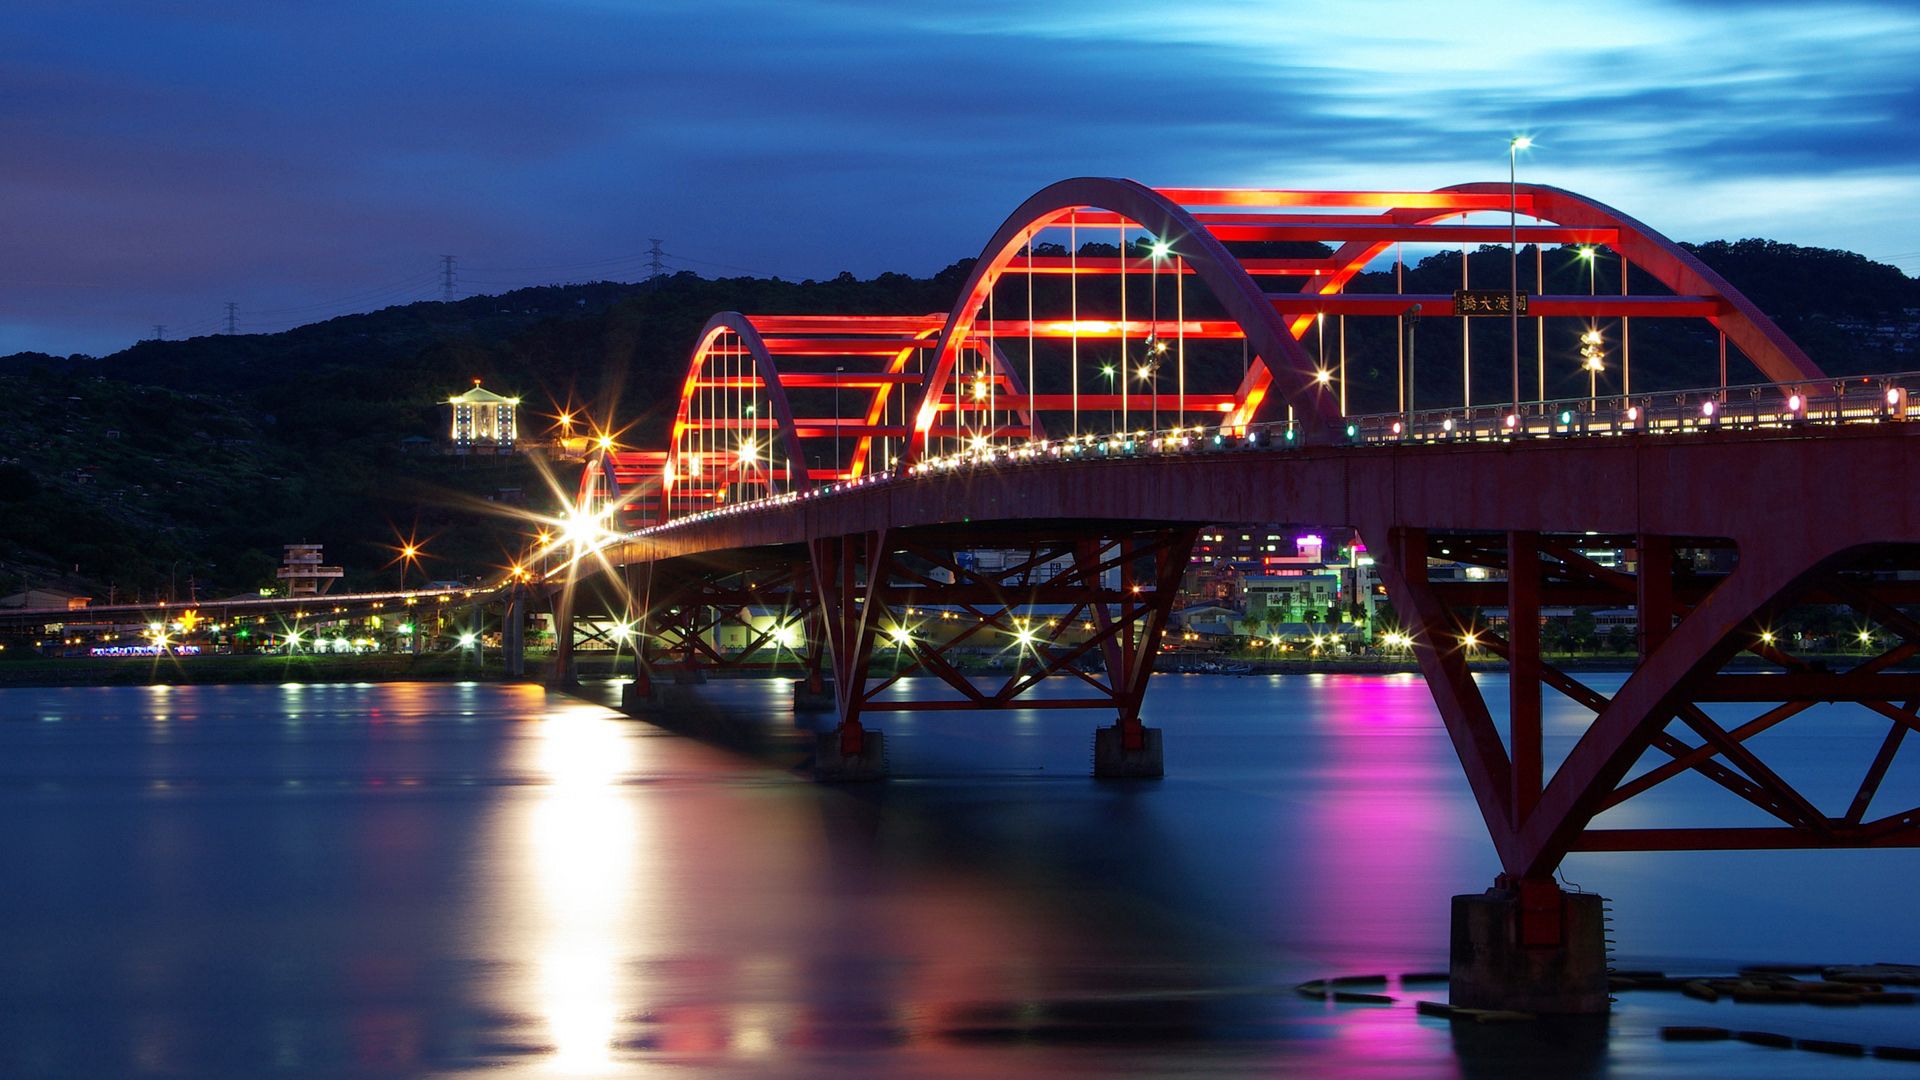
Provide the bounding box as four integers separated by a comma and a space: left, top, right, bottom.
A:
525, 701, 643, 1075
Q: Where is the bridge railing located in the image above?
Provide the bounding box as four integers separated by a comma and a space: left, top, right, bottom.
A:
1335, 370, 1917, 444
623, 370, 1919, 536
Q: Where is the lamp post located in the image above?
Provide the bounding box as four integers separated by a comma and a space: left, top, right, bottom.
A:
833, 365, 844, 477
1140, 335, 1167, 431
1508, 135, 1532, 414
1403, 304, 1422, 426
1580, 326, 1605, 410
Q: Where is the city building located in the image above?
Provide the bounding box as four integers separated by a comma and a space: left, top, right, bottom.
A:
0, 588, 91, 611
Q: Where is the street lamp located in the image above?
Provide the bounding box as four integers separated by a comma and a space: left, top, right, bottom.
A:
1580, 326, 1605, 409
1403, 304, 1422, 424
834, 365, 845, 476
1136, 349, 1162, 431
1576, 245, 1597, 295
1101, 362, 1117, 429
1508, 135, 1532, 414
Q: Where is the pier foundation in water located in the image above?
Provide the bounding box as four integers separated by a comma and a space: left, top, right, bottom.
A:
1450, 881, 1610, 1014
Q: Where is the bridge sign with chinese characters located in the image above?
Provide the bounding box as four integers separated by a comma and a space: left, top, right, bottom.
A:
1452, 289, 1529, 316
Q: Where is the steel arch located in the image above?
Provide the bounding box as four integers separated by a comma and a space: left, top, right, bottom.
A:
907, 176, 1338, 464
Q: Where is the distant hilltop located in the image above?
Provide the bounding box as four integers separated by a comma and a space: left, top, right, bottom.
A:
0, 239, 1912, 601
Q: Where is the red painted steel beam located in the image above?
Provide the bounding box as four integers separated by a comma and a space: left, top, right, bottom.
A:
775, 372, 923, 387
1696, 673, 1920, 701
967, 319, 1247, 339
746, 314, 946, 334
791, 424, 911, 438
1151, 188, 1531, 211
758, 337, 938, 355
1573, 827, 1920, 851
1265, 293, 1730, 318
1004, 256, 1331, 276
1203, 223, 1616, 244
928, 394, 1236, 412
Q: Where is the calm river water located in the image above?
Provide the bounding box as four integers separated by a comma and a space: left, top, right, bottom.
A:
1, 674, 1916, 1077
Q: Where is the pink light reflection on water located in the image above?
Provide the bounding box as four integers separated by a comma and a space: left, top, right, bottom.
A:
1285, 673, 1488, 975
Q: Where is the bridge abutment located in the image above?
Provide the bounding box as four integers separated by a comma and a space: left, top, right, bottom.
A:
1450, 880, 1609, 1015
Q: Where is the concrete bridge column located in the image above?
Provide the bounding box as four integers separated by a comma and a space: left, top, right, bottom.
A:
1450, 877, 1610, 1014
503, 588, 525, 679
547, 586, 576, 689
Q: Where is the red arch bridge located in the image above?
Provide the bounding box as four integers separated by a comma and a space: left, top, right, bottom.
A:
542, 178, 1920, 1011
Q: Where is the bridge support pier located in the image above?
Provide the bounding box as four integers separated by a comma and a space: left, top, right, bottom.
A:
1450, 879, 1609, 1015
546, 586, 577, 689
621, 663, 662, 711
792, 672, 835, 713
1093, 723, 1163, 778
502, 588, 526, 679
815, 720, 886, 782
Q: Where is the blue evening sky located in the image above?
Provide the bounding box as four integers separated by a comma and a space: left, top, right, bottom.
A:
4, 0, 1918, 355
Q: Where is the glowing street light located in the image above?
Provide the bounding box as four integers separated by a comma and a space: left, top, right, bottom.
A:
1579, 326, 1605, 407
1576, 245, 1598, 295
458, 631, 477, 649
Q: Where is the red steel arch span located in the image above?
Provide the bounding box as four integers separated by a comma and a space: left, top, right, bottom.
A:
581, 177, 1824, 529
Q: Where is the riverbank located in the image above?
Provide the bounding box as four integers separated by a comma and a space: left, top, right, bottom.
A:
0, 652, 516, 688
0, 649, 1890, 688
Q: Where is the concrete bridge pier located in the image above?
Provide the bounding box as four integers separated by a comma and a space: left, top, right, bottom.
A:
792, 671, 835, 712
1093, 721, 1164, 778
620, 664, 663, 710
814, 718, 886, 783
546, 587, 577, 689
1450, 877, 1610, 1014
502, 588, 525, 679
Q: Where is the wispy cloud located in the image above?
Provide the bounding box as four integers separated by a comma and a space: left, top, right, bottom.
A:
2, 0, 1917, 354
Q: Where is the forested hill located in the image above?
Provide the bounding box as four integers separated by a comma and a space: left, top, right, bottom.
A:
0, 240, 1913, 600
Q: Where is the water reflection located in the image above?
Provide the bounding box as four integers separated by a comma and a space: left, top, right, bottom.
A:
524, 702, 639, 1074
0, 678, 1915, 1076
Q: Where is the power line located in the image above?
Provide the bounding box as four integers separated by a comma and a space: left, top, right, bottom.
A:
441, 255, 457, 302
224, 302, 239, 335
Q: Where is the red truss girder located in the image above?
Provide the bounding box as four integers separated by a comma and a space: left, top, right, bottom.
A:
594, 419, 1920, 890
1367, 526, 1920, 876
804, 528, 1196, 749
629, 559, 822, 684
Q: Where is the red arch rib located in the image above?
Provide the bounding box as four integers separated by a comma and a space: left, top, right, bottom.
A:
665, 314, 809, 509
908, 177, 1337, 464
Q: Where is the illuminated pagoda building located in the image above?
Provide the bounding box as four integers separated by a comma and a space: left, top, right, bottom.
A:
446, 379, 519, 454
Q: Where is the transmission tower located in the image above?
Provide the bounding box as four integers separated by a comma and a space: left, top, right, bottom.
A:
224, 302, 238, 334
151, 324, 166, 341
441, 255, 457, 302
645, 238, 666, 282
